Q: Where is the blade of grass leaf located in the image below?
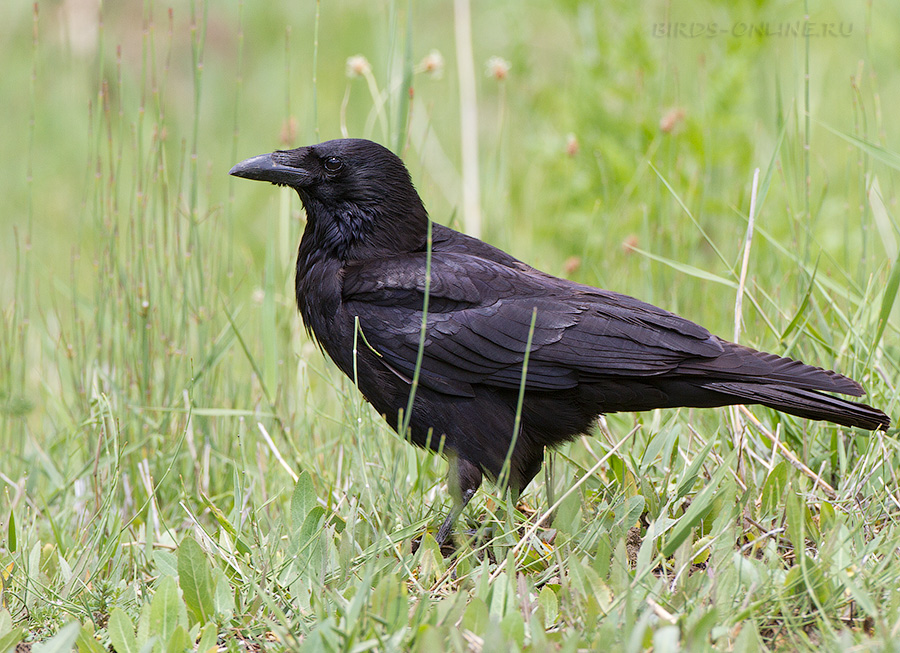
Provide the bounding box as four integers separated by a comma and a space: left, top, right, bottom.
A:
867, 177, 897, 259
628, 247, 737, 289
780, 259, 818, 341
648, 162, 732, 272
497, 307, 537, 493
870, 246, 900, 358
394, 0, 413, 154
493, 424, 640, 583
400, 218, 432, 440
221, 300, 273, 407
662, 451, 737, 558
820, 123, 900, 173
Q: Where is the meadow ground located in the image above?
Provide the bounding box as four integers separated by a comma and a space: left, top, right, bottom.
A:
2, 1, 900, 650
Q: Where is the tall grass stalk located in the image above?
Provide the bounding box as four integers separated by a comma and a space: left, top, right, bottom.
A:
453, 0, 481, 238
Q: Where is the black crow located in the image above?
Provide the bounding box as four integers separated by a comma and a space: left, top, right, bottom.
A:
230, 138, 890, 543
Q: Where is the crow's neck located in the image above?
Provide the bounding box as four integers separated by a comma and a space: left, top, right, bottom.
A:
296, 194, 428, 265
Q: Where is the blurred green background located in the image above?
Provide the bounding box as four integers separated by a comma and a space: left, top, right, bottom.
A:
5, 1, 898, 299
2, 0, 899, 649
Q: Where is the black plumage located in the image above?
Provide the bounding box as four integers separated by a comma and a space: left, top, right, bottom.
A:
230, 138, 890, 542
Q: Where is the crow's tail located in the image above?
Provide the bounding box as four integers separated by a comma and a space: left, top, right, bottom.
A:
703, 381, 890, 431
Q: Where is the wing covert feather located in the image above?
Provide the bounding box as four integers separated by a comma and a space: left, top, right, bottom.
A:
342, 252, 724, 395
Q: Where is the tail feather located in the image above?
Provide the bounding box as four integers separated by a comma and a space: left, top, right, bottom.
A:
704, 381, 890, 431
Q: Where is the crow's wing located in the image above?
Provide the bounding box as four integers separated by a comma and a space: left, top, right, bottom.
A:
342, 252, 724, 397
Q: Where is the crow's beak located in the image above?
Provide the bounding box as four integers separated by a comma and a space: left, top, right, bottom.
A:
229, 152, 309, 186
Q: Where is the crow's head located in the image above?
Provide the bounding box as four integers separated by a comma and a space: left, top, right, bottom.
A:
230, 138, 428, 259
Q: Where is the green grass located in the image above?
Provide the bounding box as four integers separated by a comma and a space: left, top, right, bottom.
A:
2, 0, 900, 650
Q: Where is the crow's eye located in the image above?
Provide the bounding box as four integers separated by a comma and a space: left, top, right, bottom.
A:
323, 156, 343, 173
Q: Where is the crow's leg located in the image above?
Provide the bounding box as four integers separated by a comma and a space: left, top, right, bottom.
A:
435, 456, 483, 545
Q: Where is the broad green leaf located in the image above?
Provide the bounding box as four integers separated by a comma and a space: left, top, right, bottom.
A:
819, 502, 837, 534
371, 574, 408, 632
75, 621, 106, 653
27, 544, 40, 591
784, 565, 804, 597
153, 551, 178, 578
294, 506, 327, 574
212, 567, 234, 619
150, 576, 187, 646
0, 628, 25, 653
107, 608, 138, 653
760, 461, 789, 518
784, 483, 806, 566
653, 625, 681, 653
554, 485, 582, 535
31, 621, 81, 653
414, 533, 445, 586
733, 620, 764, 652
299, 506, 326, 549
0, 609, 10, 636
165, 625, 190, 653
196, 624, 218, 653
592, 536, 612, 578
290, 471, 317, 530
6, 511, 14, 554
538, 586, 558, 629
615, 495, 646, 534
177, 536, 215, 625
639, 511, 678, 574
413, 626, 443, 653
461, 598, 489, 634
135, 601, 151, 650
500, 609, 525, 649
489, 572, 509, 617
